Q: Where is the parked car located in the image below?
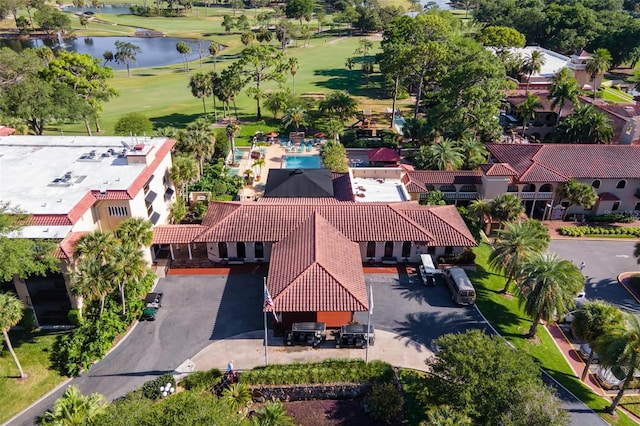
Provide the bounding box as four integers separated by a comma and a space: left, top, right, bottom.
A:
140, 292, 163, 321
577, 343, 599, 363
594, 366, 640, 390
558, 292, 587, 324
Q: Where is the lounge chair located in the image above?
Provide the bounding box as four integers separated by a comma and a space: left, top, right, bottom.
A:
306, 143, 312, 152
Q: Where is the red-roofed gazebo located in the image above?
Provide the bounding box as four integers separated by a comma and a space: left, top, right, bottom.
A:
367, 147, 400, 166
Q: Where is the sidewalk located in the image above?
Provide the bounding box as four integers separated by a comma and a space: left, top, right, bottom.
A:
188, 330, 432, 375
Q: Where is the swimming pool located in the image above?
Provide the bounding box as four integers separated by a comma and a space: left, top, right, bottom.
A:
284, 155, 322, 169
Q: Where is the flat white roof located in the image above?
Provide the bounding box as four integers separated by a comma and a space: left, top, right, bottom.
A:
351, 176, 408, 202
0, 135, 169, 215
8, 226, 73, 239
509, 46, 570, 78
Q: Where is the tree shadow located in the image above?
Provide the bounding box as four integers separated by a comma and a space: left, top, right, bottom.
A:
312, 68, 385, 98
152, 112, 206, 129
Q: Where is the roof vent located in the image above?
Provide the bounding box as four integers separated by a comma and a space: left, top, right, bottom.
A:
291, 169, 304, 175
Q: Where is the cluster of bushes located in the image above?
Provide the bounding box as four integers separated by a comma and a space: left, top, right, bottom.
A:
340, 129, 399, 148
50, 287, 151, 377
585, 212, 638, 223
438, 248, 477, 265
239, 359, 394, 385
140, 373, 177, 401
558, 226, 640, 237
181, 368, 223, 391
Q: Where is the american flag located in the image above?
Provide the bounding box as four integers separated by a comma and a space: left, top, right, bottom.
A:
264, 286, 279, 323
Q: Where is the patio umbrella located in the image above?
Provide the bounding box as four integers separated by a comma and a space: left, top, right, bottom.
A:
314, 132, 326, 138
266, 132, 279, 137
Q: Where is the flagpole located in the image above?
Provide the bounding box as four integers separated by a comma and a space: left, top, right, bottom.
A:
263, 277, 269, 366
366, 283, 373, 363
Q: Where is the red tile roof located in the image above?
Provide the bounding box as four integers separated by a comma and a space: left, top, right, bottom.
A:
368, 147, 400, 162
26, 215, 73, 226
91, 190, 132, 200
55, 231, 88, 259
486, 143, 640, 182
267, 213, 368, 312
396, 204, 477, 247
598, 192, 620, 201
479, 163, 518, 176
152, 225, 208, 244
405, 170, 483, 185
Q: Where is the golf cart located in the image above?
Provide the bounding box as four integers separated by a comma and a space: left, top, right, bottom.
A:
140, 292, 163, 321
285, 322, 326, 348
334, 324, 375, 348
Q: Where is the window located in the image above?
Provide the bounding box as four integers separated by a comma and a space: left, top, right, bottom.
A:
507, 185, 519, 193
401, 241, 411, 258
617, 180, 626, 189
218, 242, 228, 259
444, 246, 453, 255
384, 241, 394, 257
522, 184, 536, 192
612, 202, 620, 211
427, 246, 436, 255
255, 242, 264, 259
236, 242, 246, 259
107, 206, 129, 217
459, 184, 477, 192
439, 184, 455, 192
592, 180, 601, 189
539, 184, 552, 192
366, 241, 376, 258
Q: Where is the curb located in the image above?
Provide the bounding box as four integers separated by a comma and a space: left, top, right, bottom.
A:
618, 272, 640, 305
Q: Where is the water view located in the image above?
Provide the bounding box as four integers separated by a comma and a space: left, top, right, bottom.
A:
0, 36, 211, 70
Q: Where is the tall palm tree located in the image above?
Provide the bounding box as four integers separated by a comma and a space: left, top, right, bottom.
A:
547, 67, 580, 124
323, 119, 343, 142
170, 155, 198, 201
108, 244, 146, 315
517, 93, 542, 137
226, 122, 241, 165
596, 313, 640, 413
176, 41, 192, 74
115, 217, 153, 249
489, 220, 550, 294
180, 127, 215, 176
287, 56, 299, 94
585, 48, 612, 99
113, 41, 142, 78
71, 257, 114, 317
39, 385, 106, 425
251, 401, 294, 426
252, 157, 266, 180
524, 50, 546, 93
516, 252, 584, 338
456, 136, 488, 169
189, 73, 213, 115
319, 91, 359, 124
469, 199, 493, 234
491, 193, 525, 225
0, 292, 25, 378
429, 139, 464, 171
282, 106, 307, 131
208, 40, 221, 71
572, 300, 624, 380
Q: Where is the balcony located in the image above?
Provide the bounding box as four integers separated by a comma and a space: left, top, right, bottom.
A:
441, 192, 478, 200
518, 192, 554, 200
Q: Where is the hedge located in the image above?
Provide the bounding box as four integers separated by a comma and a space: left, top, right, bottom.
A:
558, 226, 640, 237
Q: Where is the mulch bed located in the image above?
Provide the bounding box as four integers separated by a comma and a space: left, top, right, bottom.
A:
283, 399, 383, 426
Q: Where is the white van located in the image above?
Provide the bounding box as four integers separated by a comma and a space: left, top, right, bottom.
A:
419, 254, 441, 286
443, 267, 476, 305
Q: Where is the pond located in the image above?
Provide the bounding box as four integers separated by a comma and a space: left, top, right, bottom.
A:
63, 4, 134, 14
0, 36, 212, 70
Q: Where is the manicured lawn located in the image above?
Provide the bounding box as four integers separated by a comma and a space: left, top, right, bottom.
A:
470, 241, 636, 426
620, 395, 640, 418
0, 330, 67, 424
599, 86, 635, 104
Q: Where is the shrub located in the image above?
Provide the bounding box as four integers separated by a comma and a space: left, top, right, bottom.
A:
20, 307, 37, 332
141, 373, 176, 401
558, 225, 640, 237
67, 309, 82, 326
438, 248, 476, 265
368, 382, 404, 424
181, 368, 223, 391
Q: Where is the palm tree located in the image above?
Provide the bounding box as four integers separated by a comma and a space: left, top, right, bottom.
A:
628, 46, 640, 69
517, 93, 542, 137
469, 199, 493, 234
524, 50, 546, 93
39, 385, 106, 425
457, 136, 488, 169
429, 139, 464, 171
323, 119, 343, 142
241, 31, 255, 46
114, 41, 141, 78
115, 217, 153, 249
422, 405, 472, 426
516, 252, 584, 338
288, 56, 299, 94
252, 157, 266, 180
0, 292, 26, 378
176, 41, 192, 74
585, 48, 612, 99
226, 122, 241, 165
489, 220, 550, 294
572, 300, 624, 380
282, 106, 307, 131
547, 67, 580, 124
71, 257, 114, 317
319, 91, 359, 124
189, 73, 213, 116
170, 154, 198, 201
491, 193, 525, 225
108, 244, 146, 315
251, 401, 294, 426
209, 40, 221, 71
180, 127, 215, 176
221, 383, 251, 412
596, 313, 640, 413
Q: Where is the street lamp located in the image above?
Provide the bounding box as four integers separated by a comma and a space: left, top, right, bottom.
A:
160, 382, 175, 398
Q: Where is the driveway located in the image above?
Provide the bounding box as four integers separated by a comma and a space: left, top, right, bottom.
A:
549, 240, 640, 313
9, 274, 264, 426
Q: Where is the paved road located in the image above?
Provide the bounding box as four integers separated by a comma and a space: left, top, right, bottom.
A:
549, 240, 640, 313
8, 274, 264, 426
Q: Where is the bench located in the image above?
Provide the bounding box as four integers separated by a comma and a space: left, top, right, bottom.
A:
227, 257, 245, 265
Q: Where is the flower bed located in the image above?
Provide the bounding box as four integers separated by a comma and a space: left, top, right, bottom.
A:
558, 226, 640, 237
